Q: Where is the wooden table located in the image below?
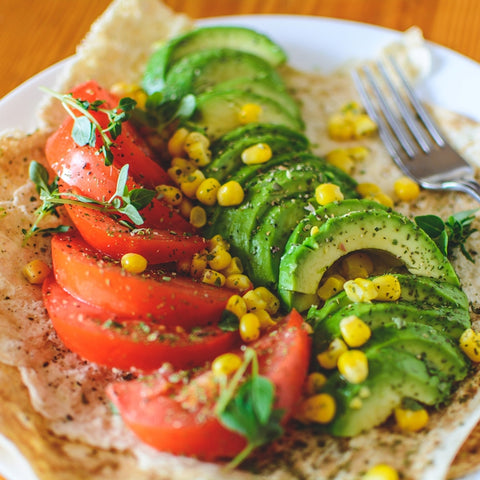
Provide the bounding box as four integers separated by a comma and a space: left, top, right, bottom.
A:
1, 0, 480, 99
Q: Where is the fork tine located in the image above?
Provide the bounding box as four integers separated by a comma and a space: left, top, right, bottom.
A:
359, 64, 418, 158
376, 60, 432, 153
388, 55, 446, 147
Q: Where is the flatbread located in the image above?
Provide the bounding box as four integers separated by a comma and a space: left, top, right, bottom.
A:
2, 1, 480, 479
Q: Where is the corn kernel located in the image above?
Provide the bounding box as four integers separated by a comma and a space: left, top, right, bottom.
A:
184, 131, 211, 166
310, 225, 320, 236
189, 205, 207, 228
180, 169, 205, 198
347, 145, 369, 161
327, 113, 355, 141
315, 183, 344, 205
298, 393, 336, 424
356, 182, 381, 198
337, 350, 369, 384
167, 166, 187, 185
317, 338, 349, 369
459, 328, 480, 362
241, 143, 272, 165
326, 149, 355, 174
22, 259, 51, 284
317, 274, 345, 302
238, 103, 262, 124
171, 156, 196, 173
201, 269, 225, 287
239, 313, 261, 342
196, 177, 221, 206
342, 252, 374, 279
167, 128, 190, 157
349, 397, 363, 409
243, 289, 267, 312
225, 294, 248, 319
394, 175, 420, 202
208, 234, 230, 251
156, 184, 183, 206
212, 353, 243, 377
121, 253, 148, 274
339, 315, 372, 347
362, 464, 399, 480
190, 250, 208, 278
217, 181, 245, 206
368, 192, 394, 208
255, 308, 276, 328
394, 406, 429, 432
208, 245, 232, 271
179, 197, 194, 218
252, 286, 280, 314
221, 256, 243, 276
305, 372, 327, 395
225, 273, 252, 292
372, 275, 402, 301
353, 114, 377, 137
344, 278, 378, 303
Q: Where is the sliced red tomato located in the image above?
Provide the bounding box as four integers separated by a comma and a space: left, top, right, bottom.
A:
43, 276, 238, 371
51, 231, 234, 327
63, 195, 205, 264
107, 310, 311, 460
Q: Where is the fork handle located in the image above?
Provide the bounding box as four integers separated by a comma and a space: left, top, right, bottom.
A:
436, 179, 480, 204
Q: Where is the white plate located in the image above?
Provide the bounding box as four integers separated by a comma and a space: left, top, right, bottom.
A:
1, 14, 480, 480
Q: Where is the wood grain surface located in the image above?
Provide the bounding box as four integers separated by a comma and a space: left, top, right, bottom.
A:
1, 0, 479, 98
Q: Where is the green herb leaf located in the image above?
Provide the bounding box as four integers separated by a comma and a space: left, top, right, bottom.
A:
415, 214, 448, 256
129, 188, 156, 211
218, 310, 240, 331
72, 116, 96, 147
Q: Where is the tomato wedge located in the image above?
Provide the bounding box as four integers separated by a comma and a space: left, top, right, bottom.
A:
63, 198, 205, 264
51, 231, 234, 327
107, 310, 311, 460
43, 276, 239, 371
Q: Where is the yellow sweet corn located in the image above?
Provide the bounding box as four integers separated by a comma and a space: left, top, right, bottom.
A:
155, 184, 183, 206
343, 278, 378, 303
305, 372, 328, 395
356, 182, 382, 198
190, 250, 208, 278
317, 338, 348, 369
337, 350, 369, 384
208, 245, 232, 271
394, 406, 429, 432
394, 175, 421, 202
239, 312, 261, 342
201, 269, 226, 287
241, 143, 272, 165
167, 128, 190, 157
221, 256, 244, 276
459, 328, 480, 362
297, 393, 336, 424
315, 183, 344, 205
372, 275, 402, 301
242, 289, 268, 312
225, 294, 248, 319
317, 274, 346, 301
189, 205, 207, 228
212, 353, 243, 377
180, 169, 206, 198
217, 180, 245, 206
22, 259, 51, 284
326, 149, 355, 174
120, 253, 148, 274
184, 131, 211, 167
362, 464, 399, 480
251, 286, 280, 314
208, 234, 230, 251
339, 315, 372, 347
238, 103, 262, 124
225, 273, 253, 292
196, 177, 221, 206
255, 308, 276, 328
342, 252, 374, 279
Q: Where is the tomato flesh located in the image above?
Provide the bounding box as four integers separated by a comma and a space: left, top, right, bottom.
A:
43, 276, 239, 371
64, 200, 205, 264
107, 310, 311, 460
51, 231, 234, 327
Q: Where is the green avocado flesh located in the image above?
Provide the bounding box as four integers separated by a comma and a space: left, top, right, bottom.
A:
142, 26, 287, 94
141, 24, 471, 440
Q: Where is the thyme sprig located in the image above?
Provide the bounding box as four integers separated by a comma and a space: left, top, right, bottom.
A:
23, 161, 155, 242
215, 348, 284, 469
41, 87, 136, 166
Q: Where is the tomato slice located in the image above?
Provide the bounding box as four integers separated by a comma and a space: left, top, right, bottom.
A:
63, 196, 205, 264
107, 310, 311, 460
43, 276, 239, 371
51, 231, 234, 327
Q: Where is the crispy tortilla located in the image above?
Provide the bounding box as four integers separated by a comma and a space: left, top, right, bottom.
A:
2, 1, 480, 479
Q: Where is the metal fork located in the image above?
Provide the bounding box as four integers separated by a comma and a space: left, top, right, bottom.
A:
352, 56, 480, 203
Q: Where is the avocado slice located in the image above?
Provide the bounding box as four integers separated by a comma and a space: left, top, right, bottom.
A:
278, 209, 460, 310
319, 348, 453, 436
210, 123, 309, 158
310, 273, 469, 323
143, 26, 287, 94
189, 89, 304, 139
162, 48, 287, 101
204, 134, 310, 183
311, 301, 470, 352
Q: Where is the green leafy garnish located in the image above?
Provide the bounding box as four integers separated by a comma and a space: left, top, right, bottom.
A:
23, 161, 155, 242
41, 88, 136, 166
415, 209, 478, 262
215, 348, 284, 469
143, 93, 196, 129
218, 310, 240, 332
